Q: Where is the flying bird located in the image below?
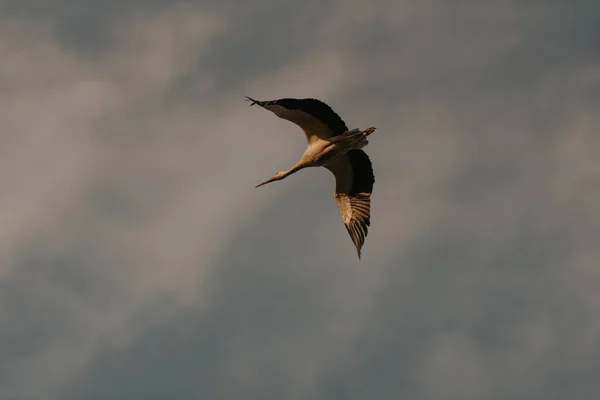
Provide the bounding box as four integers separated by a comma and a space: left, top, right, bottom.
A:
246, 96, 377, 259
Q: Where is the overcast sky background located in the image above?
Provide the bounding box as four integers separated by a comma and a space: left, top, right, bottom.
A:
1, 0, 599, 399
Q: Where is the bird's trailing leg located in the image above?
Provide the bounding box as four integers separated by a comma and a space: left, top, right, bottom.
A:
363, 127, 376, 136
350, 127, 376, 149
330, 127, 376, 142
329, 128, 361, 143
329, 127, 377, 151
305, 127, 378, 167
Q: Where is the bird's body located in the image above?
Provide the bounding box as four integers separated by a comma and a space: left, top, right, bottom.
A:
247, 96, 377, 259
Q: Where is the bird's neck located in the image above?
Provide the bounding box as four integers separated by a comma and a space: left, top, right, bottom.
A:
281, 162, 308, 178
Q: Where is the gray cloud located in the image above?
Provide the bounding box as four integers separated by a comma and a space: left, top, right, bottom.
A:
1, 1, 599, 399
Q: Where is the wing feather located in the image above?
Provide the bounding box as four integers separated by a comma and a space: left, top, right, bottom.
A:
326, 149, 375, 259
270, 98, 349, 143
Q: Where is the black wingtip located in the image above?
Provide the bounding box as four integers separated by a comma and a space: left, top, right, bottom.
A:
245, 96, 259, 106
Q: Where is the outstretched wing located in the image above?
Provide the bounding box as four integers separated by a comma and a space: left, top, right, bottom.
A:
250, 97, 349, 143
325, 149, 375, 259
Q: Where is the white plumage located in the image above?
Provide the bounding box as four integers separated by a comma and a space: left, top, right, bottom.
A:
247, 96, 377, 259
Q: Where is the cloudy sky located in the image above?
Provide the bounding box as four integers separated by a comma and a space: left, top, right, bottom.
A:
1, 0, 599, 398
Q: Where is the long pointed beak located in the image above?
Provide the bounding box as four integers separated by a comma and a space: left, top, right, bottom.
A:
255, 175, 279, 188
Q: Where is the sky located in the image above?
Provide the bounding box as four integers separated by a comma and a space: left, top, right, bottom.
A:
1, 0, 599, 398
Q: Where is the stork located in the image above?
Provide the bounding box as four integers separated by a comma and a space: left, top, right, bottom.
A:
246, 96, 377, 259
